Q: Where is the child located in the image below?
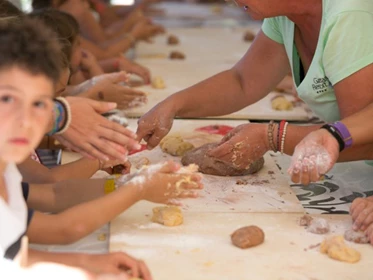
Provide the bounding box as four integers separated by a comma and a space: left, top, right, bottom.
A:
0, 17, 201, 277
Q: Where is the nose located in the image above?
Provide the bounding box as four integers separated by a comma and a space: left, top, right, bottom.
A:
17, 104, 33, 128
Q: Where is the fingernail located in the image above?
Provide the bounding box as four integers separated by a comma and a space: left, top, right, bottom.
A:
134, 143, 142, 150
107, 102, 117, 109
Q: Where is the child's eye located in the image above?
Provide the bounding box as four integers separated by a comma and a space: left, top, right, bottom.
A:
33, 101, 46, 109
0, 95, 13, 103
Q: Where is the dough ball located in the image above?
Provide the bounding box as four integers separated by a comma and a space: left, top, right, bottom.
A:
151, 76, 166, 89
160, 135, 195, 156
271, 95, 293, 111
344, 229, 369, 244
169, 51, 185, 60
243, 30, 255, 42
181, 143, 264, 176
167, 35, 179, 45
231, 225, 265, 249
299, 215, 313, 227
307, 218, 330, 234
151, 206, 183, 227
320, 235, 361, 263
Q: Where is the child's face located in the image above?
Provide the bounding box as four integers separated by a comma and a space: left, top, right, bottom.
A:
0, 67, 54, 163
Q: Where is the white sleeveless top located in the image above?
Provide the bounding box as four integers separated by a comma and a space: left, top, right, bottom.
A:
0, 163, 27, 257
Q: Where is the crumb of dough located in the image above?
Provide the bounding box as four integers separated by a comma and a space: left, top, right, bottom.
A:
299, 215, 313, 227
271, 95, 293, 111
320, 235, 361, 263
151, 76, 166, 89
97, 233, 107, 241
151, 206, 183, 227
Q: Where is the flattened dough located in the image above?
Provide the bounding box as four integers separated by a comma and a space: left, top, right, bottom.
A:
271, 95, 293, 111
152, 76, 166, 89
181, 143, 264, 176
160, 135, 195, 156
151, 206, 183, 227
320, 235, 361, 263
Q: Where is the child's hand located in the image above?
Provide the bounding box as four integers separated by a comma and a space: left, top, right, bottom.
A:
350, 197, 373, 232
123, 161, 203, 205
82, 252, 151, 279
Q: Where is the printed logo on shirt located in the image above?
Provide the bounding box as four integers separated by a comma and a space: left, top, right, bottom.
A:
312, 77, 332, 94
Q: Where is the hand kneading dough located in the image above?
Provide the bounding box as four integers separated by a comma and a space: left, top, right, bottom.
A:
151, 206, 183, 227
181, 143, 264, 176
231, 225, 265, 249
320, 235, 360, 263
152, 76, 166, 89
160, 135, 195, 156
271, 95, 293, 111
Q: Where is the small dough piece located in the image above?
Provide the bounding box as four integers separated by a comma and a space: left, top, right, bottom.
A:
181, 143, 264, 176
169, 51, 185, 60
307, 218, 330, 234
243, 30, 255, 42
299, 214, 313, 227
320, 236, 361, 263
167, 35, 179, 45
231, 225, 265, 249
160, 135, 195, 156
271, 95, 293, 111
344, 229, 369, 244
97, 233, 107, 241
151, 206, 183, 227
151, 76, 166, 89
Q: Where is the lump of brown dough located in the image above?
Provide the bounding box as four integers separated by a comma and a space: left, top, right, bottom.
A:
181, 143, 264, 176
231, 225, 265, 249
169, 51, 185, 60
243, 30, 255, 42
167, 35, 179, 45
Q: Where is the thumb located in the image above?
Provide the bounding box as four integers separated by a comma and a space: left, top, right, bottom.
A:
86, 99, 117, 114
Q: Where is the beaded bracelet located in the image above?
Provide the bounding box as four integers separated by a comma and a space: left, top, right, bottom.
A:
47, 101, 64, 136
280, 122, 289, 154
267, 120, 277, 152
53, 97, 72, 135
277, 120, 286, 150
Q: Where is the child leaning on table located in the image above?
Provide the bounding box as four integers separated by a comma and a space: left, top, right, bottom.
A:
0, 17, 202, 277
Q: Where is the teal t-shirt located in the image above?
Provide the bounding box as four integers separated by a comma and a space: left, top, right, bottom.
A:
262, 0, 373, 122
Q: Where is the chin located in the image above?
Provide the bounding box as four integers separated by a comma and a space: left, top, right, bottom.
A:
2, 148, 32, 164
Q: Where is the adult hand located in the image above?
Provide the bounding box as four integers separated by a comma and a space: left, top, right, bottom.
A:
83, 252, 151, 279
288, 129, 339, 185
86, 72, 147, 109
54, 96, 140, 161
136, 102, 176, 149
207, 124, 269, 169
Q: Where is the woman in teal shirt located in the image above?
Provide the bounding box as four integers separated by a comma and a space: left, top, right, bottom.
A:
136, 0, 373, 170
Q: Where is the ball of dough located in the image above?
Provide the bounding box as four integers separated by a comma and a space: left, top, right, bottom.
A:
344, 229, 369, 244
243, 30, 255, 42
169, 51, 185, 60
320, 235, 360, 263
167, 35, 179, 45
181, 143, 264, 176
271, 95, 293, 111
151, 206, 183, 227
160, 135, 195, 156
307, 218, 330, 234
231, 225, 265, 249
299, 214, 313, 227
151, 76, 166, 89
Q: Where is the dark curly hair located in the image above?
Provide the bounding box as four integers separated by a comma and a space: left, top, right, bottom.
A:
29, 9, 79, 65
0, 18, 62, 83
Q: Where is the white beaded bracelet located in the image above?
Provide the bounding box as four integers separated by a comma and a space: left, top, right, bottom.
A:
54, 97, 72, 135
280, 121, 289, 155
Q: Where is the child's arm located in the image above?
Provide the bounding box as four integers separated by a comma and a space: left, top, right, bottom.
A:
26, 161, 202, 245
